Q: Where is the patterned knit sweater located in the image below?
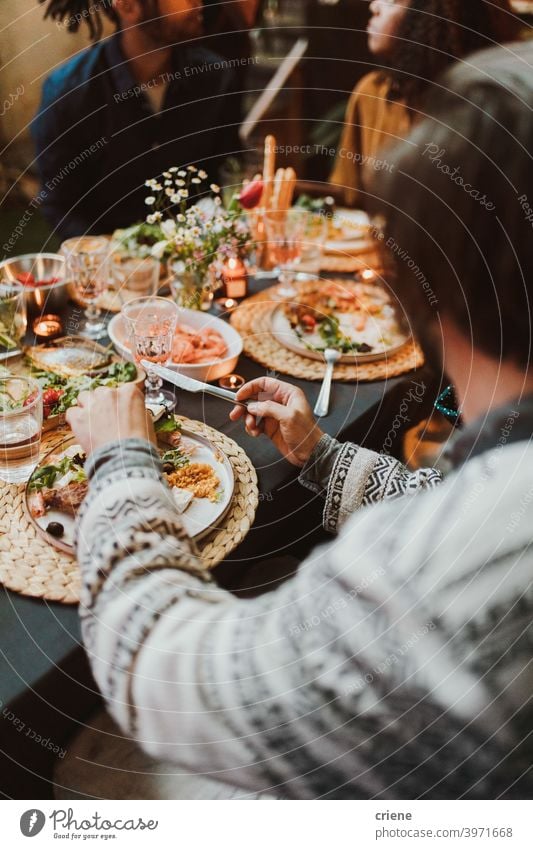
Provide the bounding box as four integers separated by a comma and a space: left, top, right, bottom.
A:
75, 401, 533, 798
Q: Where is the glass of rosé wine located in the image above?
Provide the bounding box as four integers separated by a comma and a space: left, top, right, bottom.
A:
264, 208, 309, 298
122, 297, 179, 410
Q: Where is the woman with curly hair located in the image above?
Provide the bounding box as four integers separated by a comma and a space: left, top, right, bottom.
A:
331, 0, 522, 207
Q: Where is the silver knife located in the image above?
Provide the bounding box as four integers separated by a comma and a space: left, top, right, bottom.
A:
140, 360, 249, 408
0, 349, 22, 362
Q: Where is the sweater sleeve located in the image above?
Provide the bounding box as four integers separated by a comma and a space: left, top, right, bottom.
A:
299, 433, 443, 534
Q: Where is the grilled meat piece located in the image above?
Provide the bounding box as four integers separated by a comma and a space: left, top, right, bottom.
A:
42, 480, 89, 516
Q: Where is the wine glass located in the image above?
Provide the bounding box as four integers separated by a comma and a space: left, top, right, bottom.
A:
264, 209, 309, 298
61, 236, 110, 339
122, 297, 179, 410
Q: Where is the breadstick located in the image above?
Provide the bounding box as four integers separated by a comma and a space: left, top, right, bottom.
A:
285, 167, 297, 209
262, 134, 276, 209
272, 168, 285, 211
279, 167, 296, 210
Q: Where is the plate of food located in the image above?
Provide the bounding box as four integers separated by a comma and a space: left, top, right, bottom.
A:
25, 414, 235, 553
22, 337, 144, 431
326, 209, 373, 253
271, 279, 410, 364
108, 307, 243, 383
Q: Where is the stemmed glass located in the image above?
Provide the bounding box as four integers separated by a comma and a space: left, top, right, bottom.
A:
264, 209, 309, 298
61, 236, 110, 339
122, 297, 179, 410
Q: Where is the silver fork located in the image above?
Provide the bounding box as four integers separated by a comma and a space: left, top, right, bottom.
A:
313, 348, 341, 417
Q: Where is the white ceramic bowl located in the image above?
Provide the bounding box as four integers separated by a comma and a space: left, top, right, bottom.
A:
108, 307, 243, 383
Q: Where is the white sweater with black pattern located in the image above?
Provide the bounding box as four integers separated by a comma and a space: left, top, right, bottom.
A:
75, 426, 533, 798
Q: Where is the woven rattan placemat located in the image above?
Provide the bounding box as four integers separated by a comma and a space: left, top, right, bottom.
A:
0, 419, 258, 604
230, 283, 424, 382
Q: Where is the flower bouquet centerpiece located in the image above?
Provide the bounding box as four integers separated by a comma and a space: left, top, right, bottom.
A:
140, 166, 252, 310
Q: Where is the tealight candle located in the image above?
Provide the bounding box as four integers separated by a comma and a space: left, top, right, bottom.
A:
218, 373, 245, 391
32, 314, 63, 340
214, 297, 239, 314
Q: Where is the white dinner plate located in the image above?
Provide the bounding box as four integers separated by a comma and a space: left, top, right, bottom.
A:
25, 427, 235, 554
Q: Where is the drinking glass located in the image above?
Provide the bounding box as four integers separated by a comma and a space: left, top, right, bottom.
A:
109, 254, 160, 304
62, 236, 110, 339
122, 297, 179, 410
0, 376, 43, 483
264, 209, 309, 298
0, 283, 27, 352
296, 211, 328, 280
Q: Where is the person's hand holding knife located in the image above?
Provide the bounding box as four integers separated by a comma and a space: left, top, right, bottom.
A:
229, 377, 324, 467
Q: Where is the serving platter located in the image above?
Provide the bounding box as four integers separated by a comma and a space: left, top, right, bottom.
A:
25, 423, 235, 554
108, 306, 243, 383
270, 279, 411, 365
19, 337, 145, 432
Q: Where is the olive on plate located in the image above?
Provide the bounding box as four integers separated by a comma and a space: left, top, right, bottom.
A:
46, 521, 64, 538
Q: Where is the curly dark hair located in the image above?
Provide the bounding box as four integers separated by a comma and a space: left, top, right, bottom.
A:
384, 0, 522, 105
39, 0, 119, 40
373, 39, 533, 367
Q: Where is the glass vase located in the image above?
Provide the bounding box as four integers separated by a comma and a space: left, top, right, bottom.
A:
169, 265, 218, 311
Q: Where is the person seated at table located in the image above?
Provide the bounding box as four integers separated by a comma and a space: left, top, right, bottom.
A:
32, 0, 241, 238
331, 0, 520, 207
66, 40, 533, 798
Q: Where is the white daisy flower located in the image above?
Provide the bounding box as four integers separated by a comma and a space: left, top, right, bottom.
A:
161, 218, 177, 238
178, 170, 187, 177
162, 171, 172, 179
170, 193, 181, 204
165, 187, 174, 197
151, 240, 168, 259
214, 195, 222, 206
164, 179, 172, 186
187, 165, 198, 172
198, 170, 208, 179
179, 189, 189, 198
146, 213, 156, 224
177, 213, 186, 222
145, 196, 156, 205
210, 183, 220, 193
191, 177, 201, 184
169, 166, 178, 173
175, 179, 185, 187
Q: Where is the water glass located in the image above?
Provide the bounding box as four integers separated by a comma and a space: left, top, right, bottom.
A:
61, 236, 110, 339
0, 376, 43, 483
0, 283, 27, 352
122, 297, 179, 410
110, 254, 160, 303
297, 211, 328, 278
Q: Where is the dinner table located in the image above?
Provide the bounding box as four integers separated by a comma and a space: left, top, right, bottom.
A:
0, 273, 439, 799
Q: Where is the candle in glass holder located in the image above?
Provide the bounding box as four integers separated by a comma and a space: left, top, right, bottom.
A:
32, 314, 63, 340
214, 297, 239, 314
222, 257, 247, 299
218, 373, 245, 391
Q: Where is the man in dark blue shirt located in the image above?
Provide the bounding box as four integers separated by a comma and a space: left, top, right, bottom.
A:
32, 0, 242, 238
